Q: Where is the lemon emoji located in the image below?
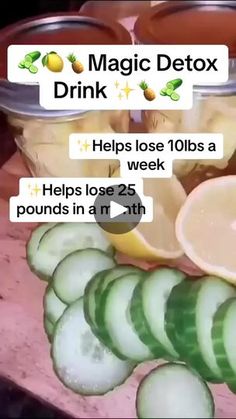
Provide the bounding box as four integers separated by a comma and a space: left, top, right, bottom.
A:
42, 51, 64, 72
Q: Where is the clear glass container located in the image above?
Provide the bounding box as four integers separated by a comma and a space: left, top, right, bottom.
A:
142, 95, 236, 193
6, 110, 129, 178
135, 0, 236, 193
0, 12, 132, 178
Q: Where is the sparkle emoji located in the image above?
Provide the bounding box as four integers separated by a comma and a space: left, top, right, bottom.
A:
67, 53, 84, 74
121, 81, 134, 99
139, 80, 156, 101
28, 183, 41, 197
42, 51, 64, 73
78, 140, 90, 152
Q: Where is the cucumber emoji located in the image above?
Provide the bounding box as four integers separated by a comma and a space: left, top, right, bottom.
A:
166, 88, 174, 96
171, 92, 180, 101
29, 65, 38, 74
160, 78, 183, 101
24, 61, 32, 69
160, 88, 167, 96
25, 51, 41, 63
18, 61, 26, 69
166, 78, 183, 90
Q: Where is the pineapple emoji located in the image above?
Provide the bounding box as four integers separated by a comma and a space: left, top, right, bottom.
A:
67, 53, 84, 74
139, 81, 156, 101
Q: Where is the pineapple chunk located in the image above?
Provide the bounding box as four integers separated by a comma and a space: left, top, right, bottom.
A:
142, 110, 196, 177
198, 113, 236, 169
10, 111, 127, 178
142, 110, 178, 132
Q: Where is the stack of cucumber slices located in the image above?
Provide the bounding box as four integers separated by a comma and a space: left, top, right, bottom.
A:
27, 222, 236, 418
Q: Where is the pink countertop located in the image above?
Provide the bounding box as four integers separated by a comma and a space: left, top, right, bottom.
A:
0, 153, 235, 418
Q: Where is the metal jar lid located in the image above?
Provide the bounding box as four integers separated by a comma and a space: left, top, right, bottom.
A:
134, 0, 236, 96
0, 13, 132, 119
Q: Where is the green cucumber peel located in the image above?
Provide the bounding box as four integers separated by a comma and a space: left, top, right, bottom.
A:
130, 281, 167, 358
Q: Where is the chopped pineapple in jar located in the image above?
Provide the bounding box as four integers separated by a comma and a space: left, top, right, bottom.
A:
142, 109, 197, 177
8, 110, 129, 178
142, 95, 236, 187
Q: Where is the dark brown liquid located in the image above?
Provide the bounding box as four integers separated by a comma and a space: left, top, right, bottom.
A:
151, 9, 236, 48
181, 151, 236, 194
0, 14, 131, 79
12, 26, 120, 46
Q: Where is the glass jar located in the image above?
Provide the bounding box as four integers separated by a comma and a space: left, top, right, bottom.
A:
142, 94, 236, 192
0, 13, 132, 177
6, 108, 129, 178
134, 1, 236, 193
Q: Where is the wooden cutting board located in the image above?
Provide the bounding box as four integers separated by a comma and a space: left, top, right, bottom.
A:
0, 152, 235, 418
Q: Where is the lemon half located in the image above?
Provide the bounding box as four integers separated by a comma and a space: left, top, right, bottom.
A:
176, 176, 236, 284
106, 171, 187, 261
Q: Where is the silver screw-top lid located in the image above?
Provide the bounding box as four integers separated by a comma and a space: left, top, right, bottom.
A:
134, 1, 236, 96
0, 13, 132, 118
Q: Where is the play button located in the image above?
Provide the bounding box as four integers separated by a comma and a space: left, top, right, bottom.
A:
94, 184, 145, 234
110, 201, 127, 219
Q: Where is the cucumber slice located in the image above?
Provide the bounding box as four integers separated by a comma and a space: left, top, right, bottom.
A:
44, 315, 54, 342
29, 65, 38, 74
27, 223, 57, 259
136, 363, 214, 418
95, 265, 142, 325
18, 60, 26, 69
52, 298, 134, 395
44, 285, 67, 324
33, 222, 114, 280
102, 273, 153, 362
166, 78, 183, 90
26, 223, 56, 279
53, 248, 115, 304
24, 61, 32, 69
84, 270, 109, 332
160, 88, 167, 96
131, 282, 167, 358
94, 265, 143, 360
24, 56, 33, 63
171, 92, 180, 101
166, 88, 174, 96
84, 269, 128, 360
212, 298, 236, 392
184, 276, 236, 382
25, 52, 41, 62
165, 280, 193, 359
132, 268, 185, 359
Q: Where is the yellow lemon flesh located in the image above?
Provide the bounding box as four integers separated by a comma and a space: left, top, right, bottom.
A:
47, 54, 64, 72
106, 170, 187, 261
175, 175, 236, 284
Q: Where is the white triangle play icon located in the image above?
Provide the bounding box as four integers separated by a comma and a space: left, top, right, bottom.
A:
110, 201, 127, 219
